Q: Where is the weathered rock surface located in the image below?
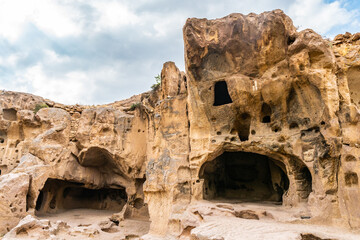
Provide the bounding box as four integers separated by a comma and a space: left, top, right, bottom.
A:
0, 172, 29, 234
0, 9, 359, 240
3, 215, 70, 240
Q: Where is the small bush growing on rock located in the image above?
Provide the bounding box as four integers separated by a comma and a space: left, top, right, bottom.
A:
151, 74, 161, 90
130, 102, 141, 111
34, 103, 49, 113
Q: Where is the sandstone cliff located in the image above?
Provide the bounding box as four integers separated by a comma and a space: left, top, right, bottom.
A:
0, 9, 359, 240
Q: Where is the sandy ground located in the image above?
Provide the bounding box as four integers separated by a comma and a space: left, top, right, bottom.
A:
7, 202, 360, 240
37, 209, 150, 240
192, 216, 360, 240
188, 201, 360, 240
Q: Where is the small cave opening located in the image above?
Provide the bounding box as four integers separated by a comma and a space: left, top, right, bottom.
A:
2, 108, 17, 121
345, 172, 358, 187
199, 152, 289, 203
235, 113, 251, 142
79, 147, 114, 167
287, 36, 296, 45
345, 155, 357, 162
261, 103, 272, 123
0, 130, 7, 144
213, 81, 233, 106
289, 122, 299, 129
35, 179, 127, 215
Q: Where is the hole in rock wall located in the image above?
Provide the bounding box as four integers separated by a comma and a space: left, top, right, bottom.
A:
235, 113, 251, 142
345, 155, 357, 162
0, 165, 7, 175
2, 108, 17, 121
35, 179, 127, 215
261, 103, 272, 123
345, 172, 358, 186
213, 81, 233, 106
200, 152, 289, 202
79, 147, 113, 167
272, 126, 281, 133
0, 130, 7, 144
287, 36, 296, 45
262, 116, 271, 123
289, 122, 299, 129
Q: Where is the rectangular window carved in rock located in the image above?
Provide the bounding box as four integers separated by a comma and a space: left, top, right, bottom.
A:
213, 81, 232, 106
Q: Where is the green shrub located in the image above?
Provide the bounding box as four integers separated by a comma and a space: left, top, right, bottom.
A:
34, 103, 49, 113
151, 74, 161, 90
130, 102, 141, 111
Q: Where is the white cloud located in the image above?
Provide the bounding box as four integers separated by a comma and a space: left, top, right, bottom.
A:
0, 0, 82, 42
148, 12, 186, 38
0, 0, 32, 41
43, 50, 71, 64
31, 0, 83, 38
0, 52, 26, 67
90, 0, 140, 32
288, 0, 355, 34
13, 64, 95, 104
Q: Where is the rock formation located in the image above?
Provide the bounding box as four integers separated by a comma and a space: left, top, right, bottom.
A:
0, 9, 359, 240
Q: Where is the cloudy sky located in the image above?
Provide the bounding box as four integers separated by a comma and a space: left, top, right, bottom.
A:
0, 0, 359, 105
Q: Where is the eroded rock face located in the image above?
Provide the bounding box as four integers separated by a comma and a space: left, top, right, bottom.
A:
0, 91, 150, 236
183, 10, 344, 229
0, 172, 29, 234
0, 9, 359, 239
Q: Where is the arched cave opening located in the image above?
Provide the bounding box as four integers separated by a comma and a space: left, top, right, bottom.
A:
199, 152, 290, 203
35, 179, 127, 215
79, 146, 114, 167
213, 81, 233, 106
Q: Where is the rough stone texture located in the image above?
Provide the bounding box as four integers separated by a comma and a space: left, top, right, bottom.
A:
234, 210, 260, 220
0, 172, 29, 234
183, 10, 344, 232
2, 215, 70, 240
0, 90, 150, 236
0, 9, 359, 239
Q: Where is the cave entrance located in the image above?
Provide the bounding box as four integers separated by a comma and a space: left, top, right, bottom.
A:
213, 81, 233, 106
35, 179, 127, 215
199, 152, 290, 203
